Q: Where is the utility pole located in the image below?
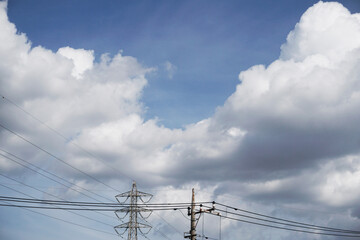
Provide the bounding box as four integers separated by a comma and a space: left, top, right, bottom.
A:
191, 188, 196, 240
114, 181, 152, 240
184, 188, 218, 240
184, 188, 197, 240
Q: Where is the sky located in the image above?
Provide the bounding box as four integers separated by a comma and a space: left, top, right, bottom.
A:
1, 0, 360, 240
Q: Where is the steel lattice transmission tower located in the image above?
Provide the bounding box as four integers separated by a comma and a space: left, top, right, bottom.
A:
114, 181, 153, 240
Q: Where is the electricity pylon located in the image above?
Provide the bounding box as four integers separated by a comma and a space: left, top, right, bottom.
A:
114, 181, 153, 240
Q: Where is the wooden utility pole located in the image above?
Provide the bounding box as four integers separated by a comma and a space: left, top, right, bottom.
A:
184, 188, 197, 240
190, 188, 196, 240
184, 188, 218, 240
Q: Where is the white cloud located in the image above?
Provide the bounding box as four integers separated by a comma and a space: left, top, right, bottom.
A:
1, 1, 360, 238
280, 1, 360, 62
57, 47, 94, 79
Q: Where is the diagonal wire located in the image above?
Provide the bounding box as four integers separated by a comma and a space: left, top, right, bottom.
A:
0, 173, 115, 226
214, 202, 360, 234
0, 149, 115, 202
1, 94, 133, 182
205, 212, 360, 238
2, 200, 117, 236
0, 122, 121, 193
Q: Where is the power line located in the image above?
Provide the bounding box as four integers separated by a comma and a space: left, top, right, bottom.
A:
1, 94, 187, 238
0, 150, 120, 222
0, 195, 208, 207
0, 122, 121, 193
177, 209, 190, 220
0, 173, 115, 227
1, 94, 133, 182
0, 195, 192, 212
0, 149, 114, 202
0, 183, 117, 235
212, 206, 360, 234
197, 234, 218, 240
149, 224, 172, 240
0, 195, 209, 214
213, 202, 360, 234
204, 212, 360, 238
0, 203, 190, 211
3, 200, 117, 236
152, 211, 184, 236
6, 95, 359, 238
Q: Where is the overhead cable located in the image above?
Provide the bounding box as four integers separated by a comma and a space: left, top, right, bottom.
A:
0, 122, 121, 193
214, 202, 360, 234
205, 212, 360, 238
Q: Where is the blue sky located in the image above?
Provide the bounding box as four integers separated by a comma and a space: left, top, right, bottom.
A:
7, 0, 359, 128
2, 1, 360, 240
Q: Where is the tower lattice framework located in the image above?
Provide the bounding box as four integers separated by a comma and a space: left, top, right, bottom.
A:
114, 181, 152, 240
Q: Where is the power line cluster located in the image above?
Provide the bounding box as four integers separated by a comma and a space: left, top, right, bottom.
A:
2, 94, 360, 239
2, 194, 360, 238
0, 195, 207, 212
200, 202, 360, 238
0, 94, 183, 239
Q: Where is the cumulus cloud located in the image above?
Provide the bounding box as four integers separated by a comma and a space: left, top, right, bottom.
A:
1, 1, 360, 238
213, 1, 360, 179
57, 47, 94, 79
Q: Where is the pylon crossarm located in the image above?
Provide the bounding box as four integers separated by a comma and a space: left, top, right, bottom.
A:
115, 210, 129, 220
137, 206, 152, 212
135, 222, 152, 228
115, 223, 131, 228
114, 225, 128, 236
139, 226, 152, 235
139, 210, 152, 219
116, 206, 151, 212
116, 195, 130, 204
113, 181, 153, 239
139, 194, 153, 203
116, 207, 134, 212
136, 190, 153, 196
116, 191, 132, 197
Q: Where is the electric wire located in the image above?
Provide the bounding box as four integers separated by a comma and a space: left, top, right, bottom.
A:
0, 203, 190, 211
0, 122, 121, 193
152, 211, 184, 237
1, 94, 133, 181
0, 120, 198, 230
178, 208, 190, 220
0, 183, 116, 235
0, 149, 114, 202
214, 202, 360, 234
0, 196, 209, 213
7, 95, 357, 238
197, 234, 218, 240
140, 220, 173, 240
219, 215, 221, 240
202, 212, 205, 240
212, 206, 359, 234
0, 173, 114, 227
0, 195, 208, 207
3, 200, 117, 236
0, 150, 119, 221
3, 189, 359, 238
205, 212, 360, 238
1, 95, 197, 239
149, 224, 172, 240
